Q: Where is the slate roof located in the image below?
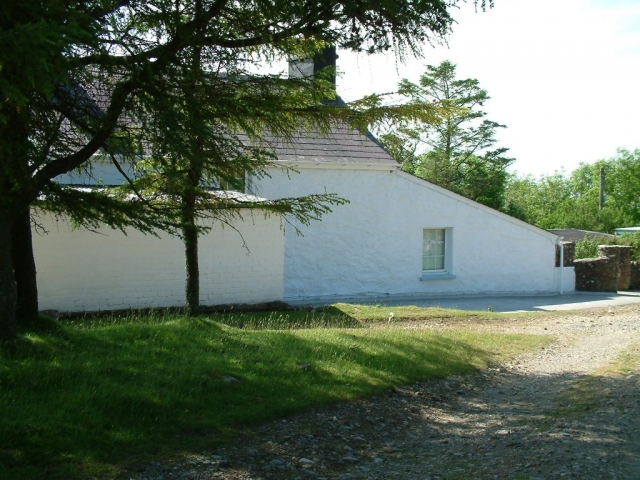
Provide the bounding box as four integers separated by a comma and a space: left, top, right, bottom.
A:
71, 75, 398, 167
262, 124, 398, 166
548, 228, 616, 243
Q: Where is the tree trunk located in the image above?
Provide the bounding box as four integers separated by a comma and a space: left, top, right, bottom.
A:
182, 31, 204, 318
0, 216, 17, 341
183, 200, 200, 317
12, 209, 39, 322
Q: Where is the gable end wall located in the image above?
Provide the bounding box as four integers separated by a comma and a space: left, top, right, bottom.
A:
251, 166, 566, 303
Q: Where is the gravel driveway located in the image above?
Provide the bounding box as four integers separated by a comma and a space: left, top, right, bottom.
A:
130, 304, 640, 480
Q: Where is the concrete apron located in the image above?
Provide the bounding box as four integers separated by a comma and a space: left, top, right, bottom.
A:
376, 291, 640, 313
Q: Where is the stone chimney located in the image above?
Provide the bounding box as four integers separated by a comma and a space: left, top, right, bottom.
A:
288, 46, 338, 88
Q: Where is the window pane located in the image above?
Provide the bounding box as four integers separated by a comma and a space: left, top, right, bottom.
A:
422, 228, 447, 272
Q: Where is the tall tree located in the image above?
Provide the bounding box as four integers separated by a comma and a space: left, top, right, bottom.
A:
379, 60, 513, 210
1, 0, 489, 340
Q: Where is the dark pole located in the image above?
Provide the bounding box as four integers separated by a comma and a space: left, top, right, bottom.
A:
600, 166, 605, 210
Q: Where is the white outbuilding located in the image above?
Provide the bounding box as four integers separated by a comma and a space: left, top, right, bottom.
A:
34, 48, 574, 312
35, 124, 573, 313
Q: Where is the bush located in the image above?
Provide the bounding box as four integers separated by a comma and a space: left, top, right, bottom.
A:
574, 236, 601, 260
574, 233, 640, 261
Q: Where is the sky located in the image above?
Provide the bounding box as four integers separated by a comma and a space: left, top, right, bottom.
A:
335, 0, 640, 177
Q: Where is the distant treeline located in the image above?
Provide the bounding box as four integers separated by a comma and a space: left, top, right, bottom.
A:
505, 149, 640, 234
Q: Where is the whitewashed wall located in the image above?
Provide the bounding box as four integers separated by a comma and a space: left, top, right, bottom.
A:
251, 164, 569, 303
33, 210, 284, 312
556, 266, 576, 294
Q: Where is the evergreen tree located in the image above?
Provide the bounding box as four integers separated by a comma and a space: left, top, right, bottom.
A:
380, 61, 513, 210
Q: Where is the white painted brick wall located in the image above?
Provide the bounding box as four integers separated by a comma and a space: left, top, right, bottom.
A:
33, 210, 284, 312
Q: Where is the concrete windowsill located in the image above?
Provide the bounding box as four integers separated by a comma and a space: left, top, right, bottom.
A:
420, 273, 456, 281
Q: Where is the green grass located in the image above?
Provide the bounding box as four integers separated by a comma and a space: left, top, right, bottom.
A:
325, 303, 502, 323
211, 302, 537, 329
603, 342, 640, 375
0, 307, 549, 479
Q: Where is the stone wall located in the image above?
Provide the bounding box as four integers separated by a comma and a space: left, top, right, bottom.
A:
617, 246, 632, 290
574, 257, 618, 292
631, 262, 640, 290
574, 245, 633, 292
555, 241, 575, 267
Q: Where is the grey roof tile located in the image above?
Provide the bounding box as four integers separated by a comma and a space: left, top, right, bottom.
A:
262, 124, 397, 166
77, 77, 397, 167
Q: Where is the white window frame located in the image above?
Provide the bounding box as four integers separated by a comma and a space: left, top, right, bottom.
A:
421, 227, 455, 281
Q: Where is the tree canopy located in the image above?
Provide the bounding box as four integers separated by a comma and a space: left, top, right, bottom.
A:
379, 60, 513, 210
505, 149, 640, 233
0, 0, 486, 339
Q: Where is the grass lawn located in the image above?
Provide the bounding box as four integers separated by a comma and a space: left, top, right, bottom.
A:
0, 305, 550, 479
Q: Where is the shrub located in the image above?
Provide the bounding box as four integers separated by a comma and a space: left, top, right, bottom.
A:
574, 233, 640, 261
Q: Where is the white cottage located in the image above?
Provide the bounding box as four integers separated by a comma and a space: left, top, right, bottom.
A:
248, 124, 573, 305
34, 52, 573, 312
36, 124, 572, 313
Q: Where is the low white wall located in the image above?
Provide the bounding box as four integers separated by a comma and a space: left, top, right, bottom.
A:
555, 266, 576, 294
33, 210, 284, 312
251, 165, 564, 303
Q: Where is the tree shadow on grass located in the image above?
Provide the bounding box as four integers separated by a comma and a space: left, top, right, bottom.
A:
0, 319, 500, 479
